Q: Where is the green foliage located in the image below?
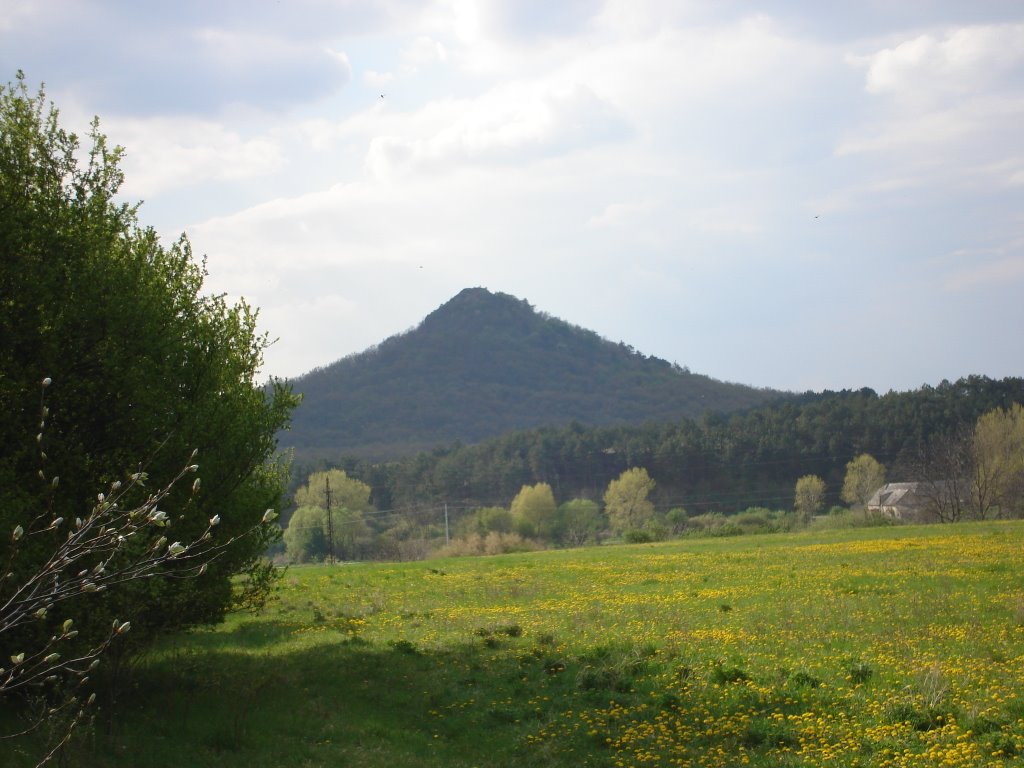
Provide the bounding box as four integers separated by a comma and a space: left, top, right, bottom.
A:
0, 74, 295, 660
623, 528, 655, 543
664, 507, 689, 535
794, 475, 826, 523
294, 469, 373, 516
509, 483, 557, 539
557, 499, 604, 547
973, 403, 1024, 518
454, 506, 513, 538
841, 453, 886, 509
284, 470, 374, 562
437, 531, 539, 557
604, 467, 656, 535
349, 376, 1024, 530
282, 506, 328, 563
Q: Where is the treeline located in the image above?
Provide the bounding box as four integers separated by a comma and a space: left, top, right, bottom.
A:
300, 376, 1024, 522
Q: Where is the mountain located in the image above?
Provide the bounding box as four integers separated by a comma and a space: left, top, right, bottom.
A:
281, 287, 785, 460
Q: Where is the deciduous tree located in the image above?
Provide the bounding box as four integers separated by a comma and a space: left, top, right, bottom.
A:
0, 73, 296, 686
282, 506, 328, 563
557, 499, 603, 547
294, 469, 374, 516
510, 483, 557, 539
841, 454, 886, 510
287, 470, 374, 561
603, 468, 655, 534
794, 475, 826, 523
972, 404, 1024, 518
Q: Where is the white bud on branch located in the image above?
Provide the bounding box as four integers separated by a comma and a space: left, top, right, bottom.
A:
167, 541, 186, 557
262, 509, 278, 523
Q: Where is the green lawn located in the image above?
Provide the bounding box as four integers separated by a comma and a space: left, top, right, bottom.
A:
9, 521, 1024, 767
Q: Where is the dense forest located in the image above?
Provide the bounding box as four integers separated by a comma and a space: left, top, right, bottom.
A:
296, 376, 1024, 531
282, 287, 783, 460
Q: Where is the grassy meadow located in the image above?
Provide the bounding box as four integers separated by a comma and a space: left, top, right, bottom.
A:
15, 521, 1024, 767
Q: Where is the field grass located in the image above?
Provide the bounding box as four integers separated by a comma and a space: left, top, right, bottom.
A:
9, 521, 1024, 767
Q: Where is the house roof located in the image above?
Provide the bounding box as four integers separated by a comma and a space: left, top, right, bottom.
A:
867, 482, 922, 509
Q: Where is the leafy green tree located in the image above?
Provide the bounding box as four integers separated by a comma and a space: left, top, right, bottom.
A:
295, 469, 374, 516
331, 506, 372, 561
557, 499, 603, 547
0, 74, 296, 668
289, 470, 374, 560
283, 506, 328, 563
972, 403, 1024, 518
455, 506, 514, 538
665, 507, 689, 536
510, 483, 557, 540
841, 454, 886, 510
603, 468, 656, 534
478, 506, 514, 534
794, 475, 826, 523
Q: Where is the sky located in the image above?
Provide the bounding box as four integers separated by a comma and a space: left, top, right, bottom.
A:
3, 0, 1023, 394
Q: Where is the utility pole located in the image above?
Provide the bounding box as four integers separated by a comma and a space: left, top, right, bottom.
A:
444, 502, 450, 546
325, 476, 335, 565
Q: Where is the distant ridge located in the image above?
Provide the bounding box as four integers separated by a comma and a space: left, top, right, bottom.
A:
281, 287, 785, 460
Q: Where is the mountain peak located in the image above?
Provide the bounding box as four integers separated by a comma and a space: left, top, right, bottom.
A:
283, 289, 783, 460
422, 287, 534, 330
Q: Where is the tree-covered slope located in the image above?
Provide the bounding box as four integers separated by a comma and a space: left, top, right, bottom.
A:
283, 288, 782, 459
348, 375, 1024, 516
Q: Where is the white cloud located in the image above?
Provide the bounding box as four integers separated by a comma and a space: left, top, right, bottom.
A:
2, 2, 355, 116
108, 117, 285, 196
401, 35, 448, 67
587, 200, 658, 228
835, 104, 976, 156
364, 82, 630, 177
364, 70, 396, 88
860, 24, 1024, 100
943, 236, 1024, 291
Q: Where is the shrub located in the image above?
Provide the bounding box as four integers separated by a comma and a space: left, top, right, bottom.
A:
734, 511, 770, 530
0, 74, 296, 658
437, 531, 540, 557
624, 529, 654, 544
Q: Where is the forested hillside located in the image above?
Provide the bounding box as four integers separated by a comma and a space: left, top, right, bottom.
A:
282, 287, 782, 460
330, 376, 1024, 518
